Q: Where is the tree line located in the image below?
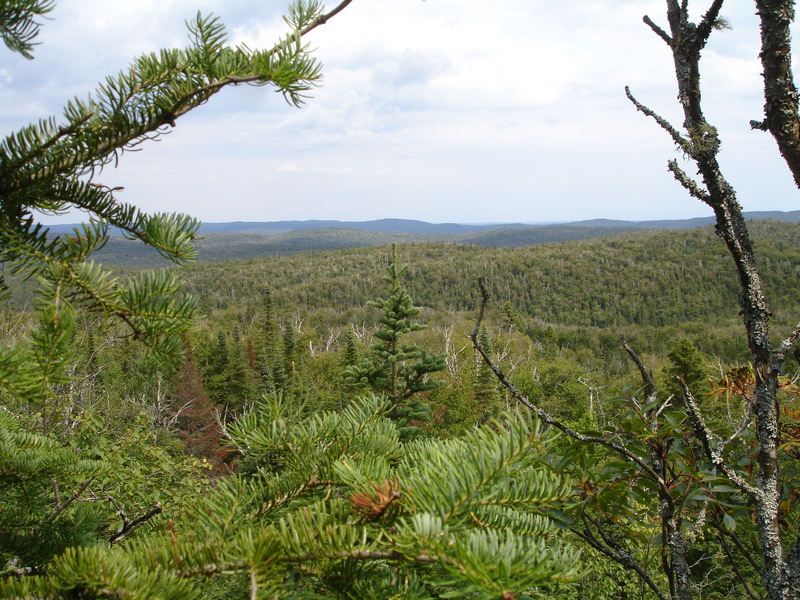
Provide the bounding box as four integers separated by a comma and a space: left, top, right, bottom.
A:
3, 0, 800, 598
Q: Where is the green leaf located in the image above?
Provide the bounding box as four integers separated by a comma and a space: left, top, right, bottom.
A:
711, 485, 738, 494
722, 513, 737, 532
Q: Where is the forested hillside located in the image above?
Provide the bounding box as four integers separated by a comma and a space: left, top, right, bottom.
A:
10, 221, 799, 394
6, 0, 800, 596
162, 221, 800, 358
8, 220, 794, 437
85, 224, 655, 269
5, 219, 800, 598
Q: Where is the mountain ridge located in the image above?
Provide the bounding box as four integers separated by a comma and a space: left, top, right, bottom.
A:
42, 210, 800, 236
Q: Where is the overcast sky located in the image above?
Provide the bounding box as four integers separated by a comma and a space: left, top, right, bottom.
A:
2, 0, 798, 224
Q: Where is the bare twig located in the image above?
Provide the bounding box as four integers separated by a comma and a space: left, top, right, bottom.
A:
47, 476, 96, 523
677, 379, 759, 498
643, 15, 672, 45
626, 86, 692, 154
108, 503, 163, 546
569, 515, 669, 600
470, 278, 671, 497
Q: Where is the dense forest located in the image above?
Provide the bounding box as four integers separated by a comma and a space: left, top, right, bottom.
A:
79, 212, 800, 269
5, 222, 800, 597
8, 221, 800, 435
6, 0, 800, 597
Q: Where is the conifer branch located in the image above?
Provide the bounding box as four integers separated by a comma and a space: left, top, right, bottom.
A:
301, 0, 355, 34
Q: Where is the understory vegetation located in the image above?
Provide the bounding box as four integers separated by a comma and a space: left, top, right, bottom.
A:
4, 0, 800, 597
4, 228, 800, 598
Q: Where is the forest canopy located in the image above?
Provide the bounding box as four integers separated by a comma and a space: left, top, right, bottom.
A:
2, 0, 800, 599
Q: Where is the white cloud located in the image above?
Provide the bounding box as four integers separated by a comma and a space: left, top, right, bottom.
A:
3, 0, 798, 225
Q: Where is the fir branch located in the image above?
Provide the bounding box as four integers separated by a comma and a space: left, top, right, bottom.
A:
0, 0, 54, 59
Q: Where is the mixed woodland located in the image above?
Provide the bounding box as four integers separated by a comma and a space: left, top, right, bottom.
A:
5, 0, 800, 598
5, 221, 800, 598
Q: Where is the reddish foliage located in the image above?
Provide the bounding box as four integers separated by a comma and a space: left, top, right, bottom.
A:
171, 339, 235, 477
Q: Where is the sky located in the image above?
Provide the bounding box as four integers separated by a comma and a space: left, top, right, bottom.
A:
2, 0, 798, 225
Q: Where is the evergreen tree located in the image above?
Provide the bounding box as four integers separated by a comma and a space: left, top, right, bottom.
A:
0, 2, 341, 407
0, 396, 583, 598
342, 327, 359, 368
260, 285, 281, 349
256, 285, 285, 396
204, 331, 230, 406
474, 326, 502, 423
0, 0, 357, 585
339, 327, 364, 401
171, 338, 232, 477
502, 301, 522, 333
666, 338, 712, 399
226, 337, 259, 413
281, 323, 303, 401
345, 244, 446, 439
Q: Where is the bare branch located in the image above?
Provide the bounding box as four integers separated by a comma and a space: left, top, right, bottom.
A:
753, 0, 800, 189
108, 503, 163, 546
47, 476, 96, 523
677, 379, 760, 498
569, 515, 670, 600
625, 87, 692, 154
643, 15, 673, 45
621, 336, 657, 404
724, 398, 755, 447
470, 278, 670, 493
667, 160, 711, 203
774, 320, 800, 369
717, 532, 762, 600
696, 0, 726, 44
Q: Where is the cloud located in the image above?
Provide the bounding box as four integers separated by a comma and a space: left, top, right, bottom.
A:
4, 0, 798, 225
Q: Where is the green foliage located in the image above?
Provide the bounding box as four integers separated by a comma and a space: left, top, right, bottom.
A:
0, 0, 53, 59
0, 407, 209, 575
665, 338, 712, 399
345, 244, 446, 439
547, 377, 771, 599
474, 327, 503, 423
3, 2, 800, 597
159, 225, 800, 371
0, 0, 336, 404
1, 396, 580, 599
515, 358, 591, 424
0, 415, 104, 570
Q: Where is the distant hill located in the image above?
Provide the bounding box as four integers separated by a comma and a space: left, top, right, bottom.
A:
11, 220, 800, 365
44, 210, 800, 237
51, 211, 800, 269
45, 218, 533, 236
90, 225, 650, 268
170, 221, 800, 346
568, 211, 800, 229
195, 219, 535, 235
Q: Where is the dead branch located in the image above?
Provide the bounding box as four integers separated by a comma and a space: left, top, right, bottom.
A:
108, 503, 163, 546
470, 278, 672, 500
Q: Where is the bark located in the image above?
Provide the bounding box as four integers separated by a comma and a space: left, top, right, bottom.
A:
753, 0, 800, 189
624, 339, 694, 600
630, 1, 794, 598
